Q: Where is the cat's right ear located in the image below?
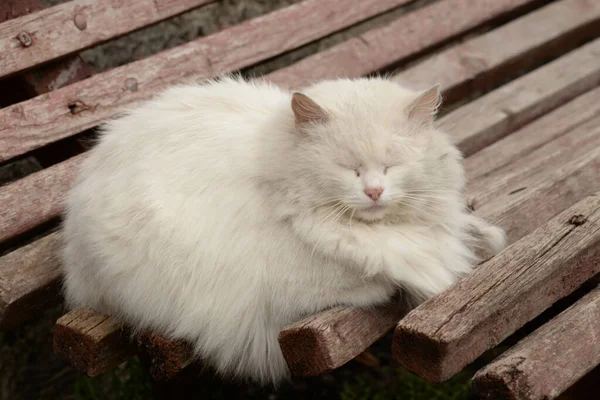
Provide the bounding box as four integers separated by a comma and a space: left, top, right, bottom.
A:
291, 92, 329, 126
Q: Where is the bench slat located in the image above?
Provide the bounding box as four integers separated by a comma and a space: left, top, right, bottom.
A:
0, 0, 413, 164
266, 0, 544, 89
0, 0, 216, 79
471, 119, 600, 244
54, 307, 135, 377
279, 300, 407, 376
392, 190, 600, 382
0, 232, 61, 329
472, 284, 600, 400
279, 93, 600, 375
0, 154, 84, 243
269, 0, 600, 104
440, 37, 600, 157
54, 308, 191, 380
464, 86, 600, 184
469, 114, 600, 208
396, 0, 600, 106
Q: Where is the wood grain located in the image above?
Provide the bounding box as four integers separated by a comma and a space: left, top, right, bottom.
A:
472, 285, 600, 400
0, 0, 92, 96
468, 114, 600, 211
472, 120, 600, 245
0, 0, 412, 163
439, 37, 600, 157
53, 307, 194, 379
136, 332, 194, 382
0, 0, 216, 79
279, 299, 407, 376
266, 0, 543, 89
267, 0, 598, 94
395, 0, 600, 106
0, 232, 61, 329
392, 193, 600, 382
464, 86, 600, 184
54, 307, 136, 377
0, 154, 84, 244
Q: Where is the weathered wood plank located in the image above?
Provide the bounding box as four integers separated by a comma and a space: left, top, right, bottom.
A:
470, 118, 600, 244
464, 86, 600, 184
0, 154, 84, 244
136, 332, 194, 382
269, 0, 600, 98
279, 299, 407, 376
0, 0, 413, 163
0, 232, 61, 329
472, 285, 600, 400
439, 37, 600, 157
266, 0, 545, 89
54, 307, 191, 379
468, 113, 600, 212
55, 304, 396, 379
0, 0, 216, 79
392, 193, 600, 382
395, 0, 600, 106
0, 0, 92, 100
54, 307, 136, 377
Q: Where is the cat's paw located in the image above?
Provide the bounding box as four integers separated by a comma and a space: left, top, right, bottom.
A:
481, 224, 506, 254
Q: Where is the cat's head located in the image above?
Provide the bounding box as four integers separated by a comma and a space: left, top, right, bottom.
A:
287, 78, 464, 223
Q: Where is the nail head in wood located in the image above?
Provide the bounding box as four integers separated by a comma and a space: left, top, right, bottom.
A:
16, 31, 32, 47
68, 100, 91, 114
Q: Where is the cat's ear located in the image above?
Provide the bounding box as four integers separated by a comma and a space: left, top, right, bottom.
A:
406, 85, 442, 128
291, 92, 329, 126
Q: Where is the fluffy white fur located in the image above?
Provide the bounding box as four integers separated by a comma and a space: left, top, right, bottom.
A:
61, 76, 505, 385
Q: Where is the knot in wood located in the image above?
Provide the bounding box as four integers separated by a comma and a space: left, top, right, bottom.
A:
16, 32, 32, 47
68, 100, 91, 115
124, 78, 138, 92
568, 214, 587, 226
73, 14, 87, 31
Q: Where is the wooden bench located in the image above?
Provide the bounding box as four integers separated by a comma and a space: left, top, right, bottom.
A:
1, 0, 600, 398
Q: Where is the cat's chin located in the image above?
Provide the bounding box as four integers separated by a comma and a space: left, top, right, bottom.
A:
354, 205, 387, 222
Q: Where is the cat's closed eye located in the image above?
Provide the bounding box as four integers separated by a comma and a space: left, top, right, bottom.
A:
337, 163, 362, 177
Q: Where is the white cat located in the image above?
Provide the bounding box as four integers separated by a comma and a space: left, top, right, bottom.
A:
61, 76, 505, 385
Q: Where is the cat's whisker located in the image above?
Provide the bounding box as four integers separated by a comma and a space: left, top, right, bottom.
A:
398, 200, 446, 216
348, 208, 356, 230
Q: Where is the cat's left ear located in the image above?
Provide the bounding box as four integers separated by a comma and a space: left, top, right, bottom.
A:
291, 92, 329, 126
406, 85, 442, 128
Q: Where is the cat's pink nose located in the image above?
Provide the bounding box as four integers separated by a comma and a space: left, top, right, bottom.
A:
364, 187, 383, 201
